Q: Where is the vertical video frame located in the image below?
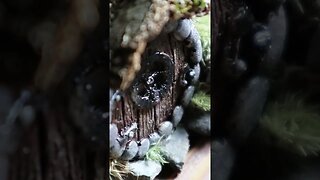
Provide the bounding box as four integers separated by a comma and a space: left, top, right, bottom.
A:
109, 0, 211, 179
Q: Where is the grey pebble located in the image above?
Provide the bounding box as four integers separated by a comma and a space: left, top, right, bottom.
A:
227, 76, 270, 145
128, 160, 162, 179
182, 86, 195, 106
137, 138, 150, 158
121, 140, 138, 160
186, 113, 211, 136
161, 126, 189, 170
158, 121, 173, 137
110, 139, 124, 158
109, 124, 123, 158
173, 19, 192, 41
109, 124, 118, 143
172, 106, 184, 127
186, 27, 202, 64
190, 63, 200, 84
148, 132, 161, 145
265, 6, 286, 68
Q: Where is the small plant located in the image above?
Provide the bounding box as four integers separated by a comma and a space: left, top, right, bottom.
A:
145, 138, 169, 165
261, 94, 320, 156
191, 91, 211, 111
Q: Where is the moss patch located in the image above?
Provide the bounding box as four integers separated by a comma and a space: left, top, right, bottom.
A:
191, 91, 211, 111
145, 139, 168, 165
170, 0, 210, 19
261, 94, 320, 156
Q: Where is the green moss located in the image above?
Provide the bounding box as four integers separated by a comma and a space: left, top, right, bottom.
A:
171, 0, 209, 19
174, 0, 206, 12
261, 94, 320, 156
145, 139, 168, 165
191, 91, 211, 111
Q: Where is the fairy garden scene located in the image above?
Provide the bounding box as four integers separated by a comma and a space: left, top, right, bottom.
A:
109, 0, 211, 179
110, 0, 320, 179
1, 0, 320, 179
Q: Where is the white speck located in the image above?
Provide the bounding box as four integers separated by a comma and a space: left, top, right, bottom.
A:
189, 70, 196, 77
147, 76, 154, 84
115, 95, 121, 102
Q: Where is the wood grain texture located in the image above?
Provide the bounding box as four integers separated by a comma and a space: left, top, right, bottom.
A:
111, 32, 188, 140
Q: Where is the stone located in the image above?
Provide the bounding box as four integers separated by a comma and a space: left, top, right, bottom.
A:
226, 76, 270, 145
128, 160, 162, 180
161, 126, 189, 170
172, 106, 184, 127
158, 121, 173, 137
182, 86, 195, 106
137, 138, 150, 158
121, 140, 139, 160
173, 19, 192, 41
